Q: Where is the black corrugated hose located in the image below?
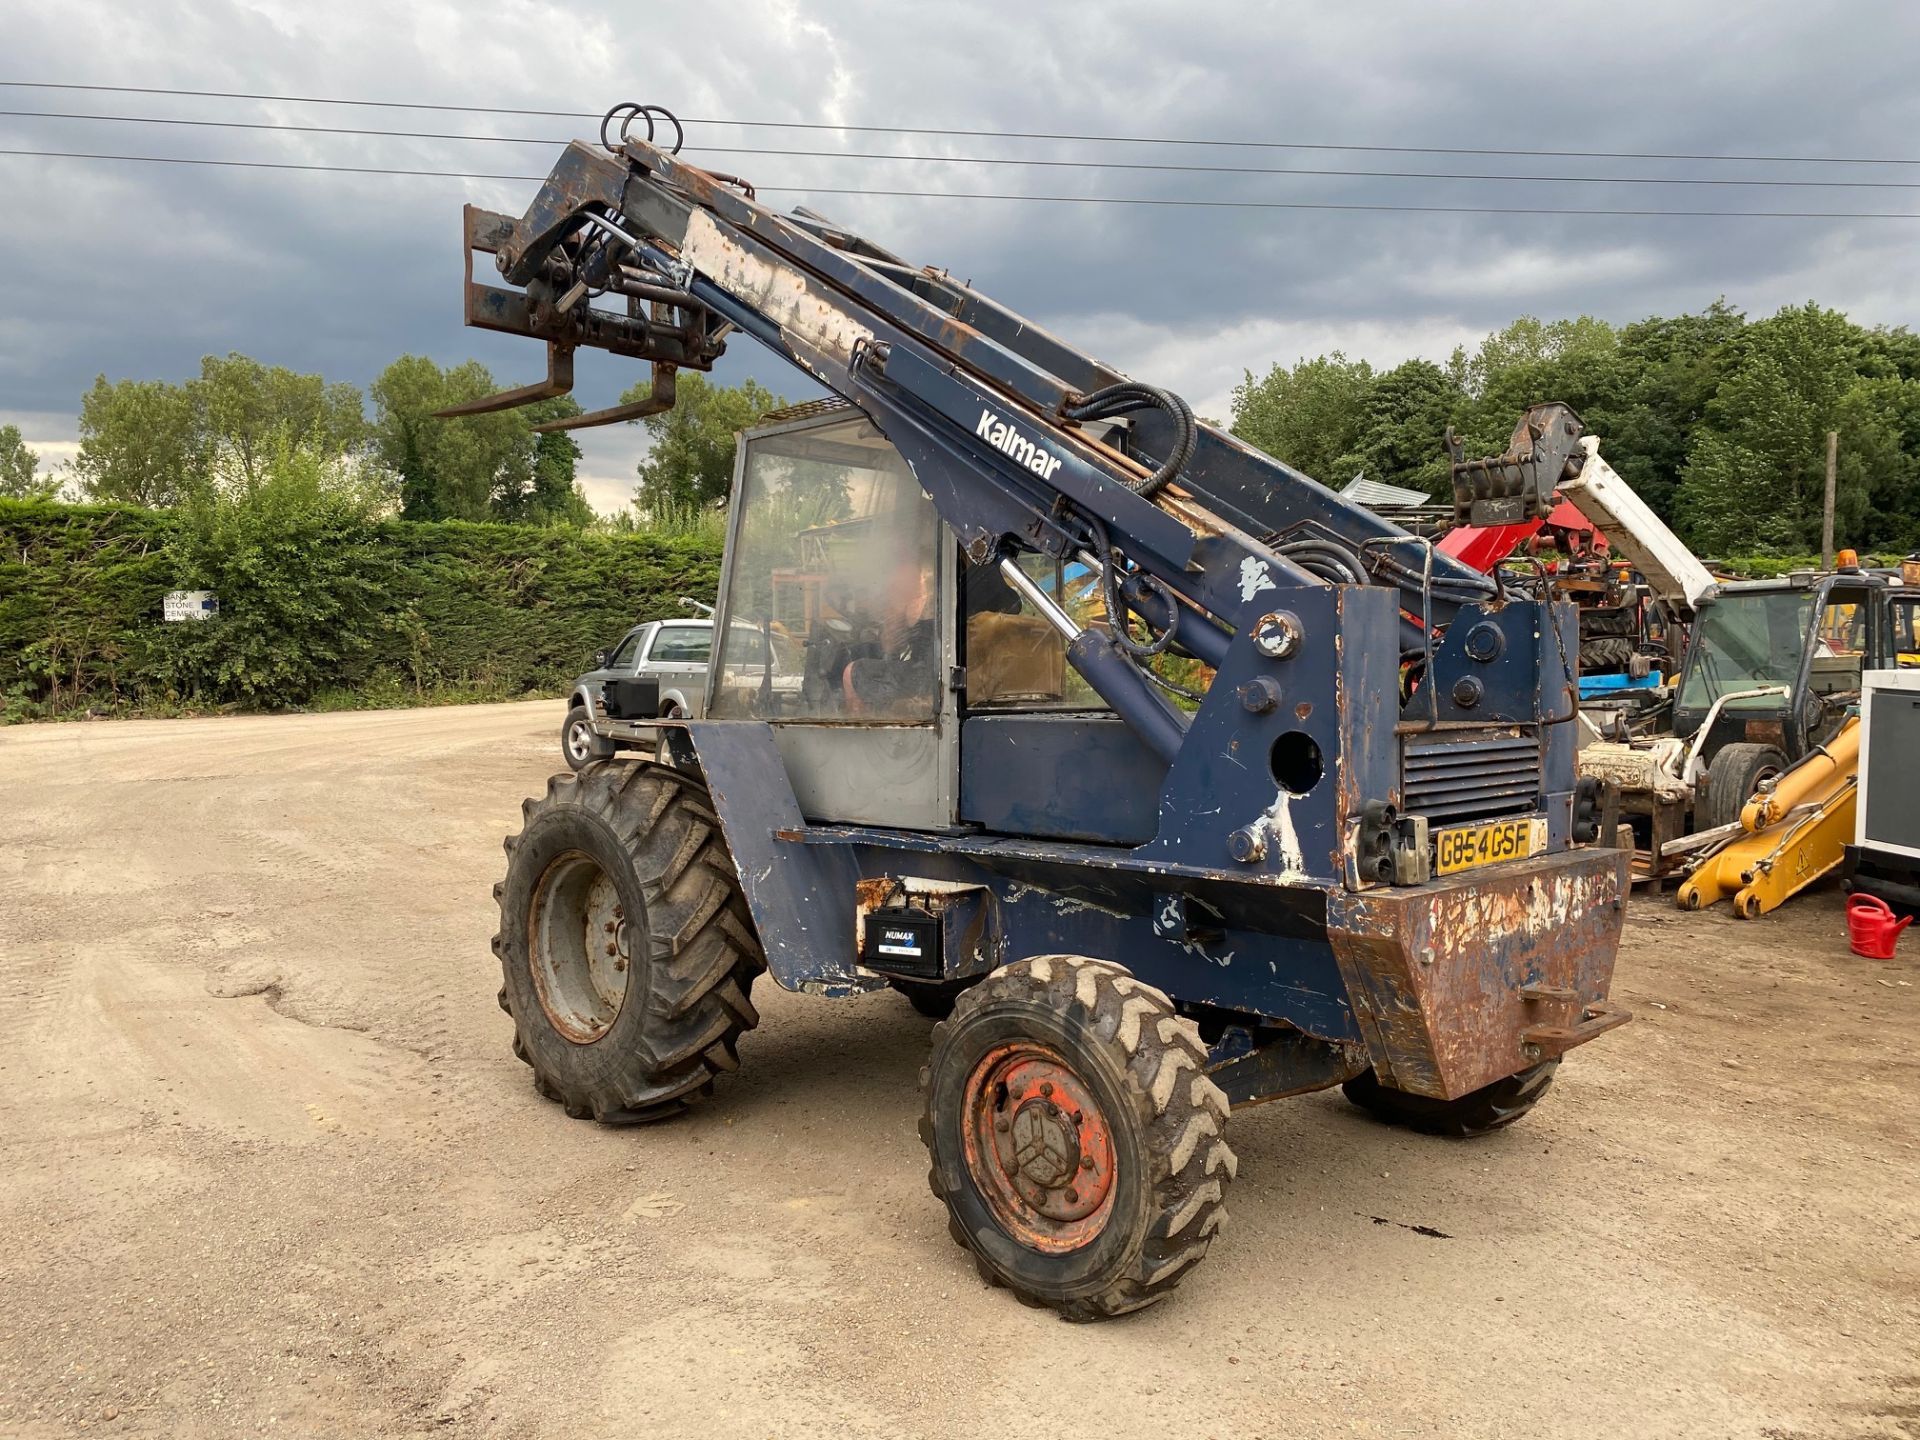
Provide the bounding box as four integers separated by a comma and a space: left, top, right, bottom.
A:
1062, 382, 1196, 497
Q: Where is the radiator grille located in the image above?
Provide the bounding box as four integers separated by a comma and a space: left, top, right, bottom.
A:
1403, 731, 1541, 825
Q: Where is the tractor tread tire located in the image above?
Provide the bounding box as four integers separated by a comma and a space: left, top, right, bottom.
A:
919, 956, 1234, 1321
1342, 1059, 1559, 1138
1578, 636, 1638, 671
494, 760, 763, 1126
1579, 607, 1639, 639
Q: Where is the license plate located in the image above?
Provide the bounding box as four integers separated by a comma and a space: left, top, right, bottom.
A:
1434, 817, 1545, 875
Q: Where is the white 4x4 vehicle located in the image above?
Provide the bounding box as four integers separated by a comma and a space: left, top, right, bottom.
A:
561, 614, 713, 771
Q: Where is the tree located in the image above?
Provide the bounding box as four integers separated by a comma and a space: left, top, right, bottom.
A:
370, 356, 592, 524
1218, 298, 1920, 557
630, 373, 785, 519
1229, 353, 1375, 485
1447, 316, 1624, 459
0, 425, 58, 499
195, 353, 366, 492
73, 354, 368, 507
161, 438, 398, 702
1675, 302, 1867, 553
1585, 300, 1746, 521
1344, 359, 1463, 500
72, 376, 204, 507
491, 397, 595, 526
1834, 375, 1920, 547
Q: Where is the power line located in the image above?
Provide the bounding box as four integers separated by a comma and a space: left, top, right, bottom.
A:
2, 79, 1915, 168
4, 147, 1918, 219
5, 108, 1919, 190
0, 148, 540, 182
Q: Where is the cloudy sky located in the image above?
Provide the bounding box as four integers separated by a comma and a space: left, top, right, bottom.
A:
3, 0, 1918, 512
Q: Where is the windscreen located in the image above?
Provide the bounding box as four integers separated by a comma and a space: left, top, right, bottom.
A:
1677, 590, 1816, 712
709, 416, 940, 723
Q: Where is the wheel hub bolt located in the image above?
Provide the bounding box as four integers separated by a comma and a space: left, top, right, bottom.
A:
1065, 1188, 1079, 1204
1039, 1082, 1054, 1097
605, 942, 618, 956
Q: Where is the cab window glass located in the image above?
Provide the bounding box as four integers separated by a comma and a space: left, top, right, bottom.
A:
1817, 598, 1866, 654
650, 627, 712, 664
1892, 598, 1920, 665
608, 631, 643, 669
1678, 591, 1814, 711
710, 417, 939, 723
1811, 591, 1868, 695
962, 555, 1211, 709
964, 554, 1100, 709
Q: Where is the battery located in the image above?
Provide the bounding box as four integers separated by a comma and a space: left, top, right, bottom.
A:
860, 907, 943, 979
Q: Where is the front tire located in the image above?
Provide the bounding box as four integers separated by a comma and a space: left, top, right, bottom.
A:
1342, 1059, 1558, 1138
494, 762, 763, 1123
920, 957, 1235, 1320
561, 703, 615, 773
1701, 743, 1788, 830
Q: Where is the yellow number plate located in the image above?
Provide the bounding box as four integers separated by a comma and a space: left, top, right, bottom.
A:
1434, 817, 1545, 875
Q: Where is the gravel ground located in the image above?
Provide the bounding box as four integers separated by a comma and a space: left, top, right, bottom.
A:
1, 700, 1915, 1438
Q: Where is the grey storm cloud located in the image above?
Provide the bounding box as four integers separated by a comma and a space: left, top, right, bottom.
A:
2, 0, 1918, 510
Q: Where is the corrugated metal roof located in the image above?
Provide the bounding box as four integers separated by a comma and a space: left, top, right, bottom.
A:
1339, 474, 1435, 508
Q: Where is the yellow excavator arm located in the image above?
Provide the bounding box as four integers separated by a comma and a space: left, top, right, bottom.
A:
1677, 718, 1859, 918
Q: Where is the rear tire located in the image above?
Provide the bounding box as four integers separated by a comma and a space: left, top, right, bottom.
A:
1342, 1059, 1558, 1138
561, 703, 615, 773
1701, 743, 1788, 830
494, 762, 763, 1124
1578, 636, 1636, 672
920, 957, 1234, 1320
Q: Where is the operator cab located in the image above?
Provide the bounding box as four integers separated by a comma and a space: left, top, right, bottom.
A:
705, 404, 1167, 842
1674, 569, 1920, 765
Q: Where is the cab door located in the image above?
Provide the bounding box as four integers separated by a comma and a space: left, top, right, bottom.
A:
1880, 591, 1920, 669
705, 410, 957, 829
643, 623, 713, 718
585, 625, 651, 709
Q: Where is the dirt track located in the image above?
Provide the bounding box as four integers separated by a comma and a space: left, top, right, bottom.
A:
1, 701, 1916, 1438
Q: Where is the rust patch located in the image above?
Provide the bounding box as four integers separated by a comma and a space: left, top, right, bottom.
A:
1294, 701, 1313, 721
1325, 848, 1630, 1099
961, 1042, 1117, 1254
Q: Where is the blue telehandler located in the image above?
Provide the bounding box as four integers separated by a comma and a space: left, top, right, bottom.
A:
462, 105, 1630, 1319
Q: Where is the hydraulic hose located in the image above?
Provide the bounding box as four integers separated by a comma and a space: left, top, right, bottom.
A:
1277, 538, 1365, 586
1088, 517, 1179, 659
1062, 382, 1196, 497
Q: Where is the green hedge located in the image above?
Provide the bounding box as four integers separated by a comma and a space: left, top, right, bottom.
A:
0, 499, 723, 719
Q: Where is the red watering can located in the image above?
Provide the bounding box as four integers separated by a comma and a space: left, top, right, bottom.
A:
1848, 894, 1912, 960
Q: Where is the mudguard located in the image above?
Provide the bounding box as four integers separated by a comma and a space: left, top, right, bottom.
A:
678, 720, 882, 996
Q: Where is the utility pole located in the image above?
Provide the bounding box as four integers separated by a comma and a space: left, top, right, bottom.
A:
1822, 430, 1838, 569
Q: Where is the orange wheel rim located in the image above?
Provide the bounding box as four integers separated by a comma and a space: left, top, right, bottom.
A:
961, 1042, 1116, 1253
